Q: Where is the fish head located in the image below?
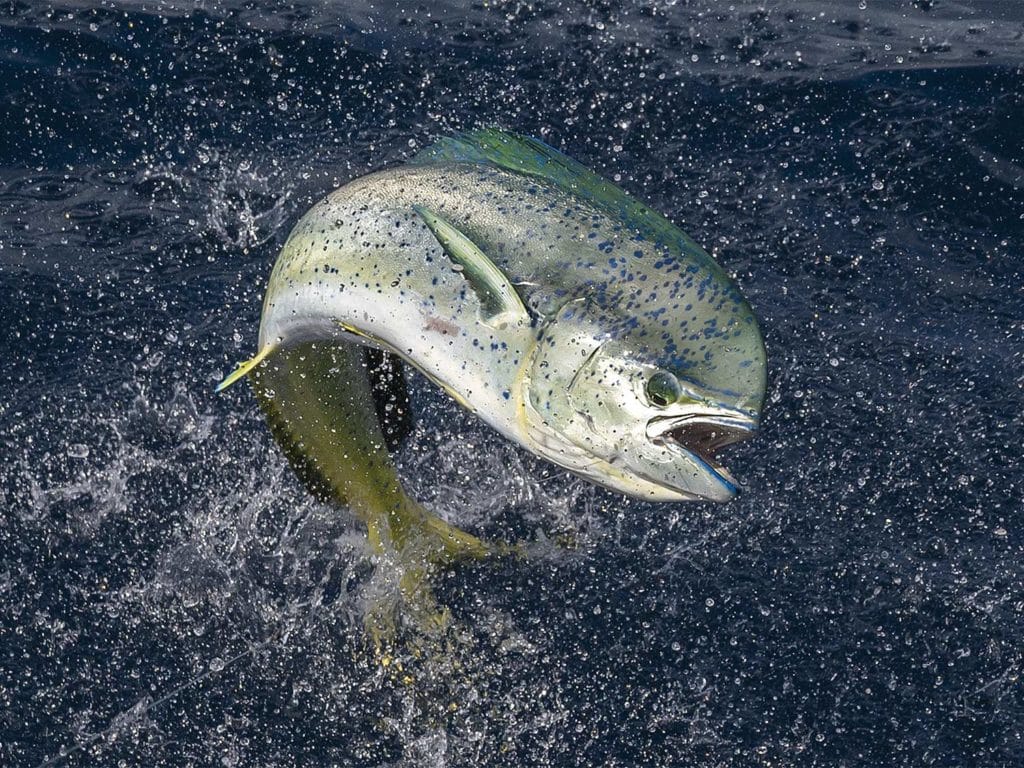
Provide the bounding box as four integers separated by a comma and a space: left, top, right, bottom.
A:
523, 297, 766, 502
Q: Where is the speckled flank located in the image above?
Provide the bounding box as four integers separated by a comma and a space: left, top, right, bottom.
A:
257, 136, 766, 502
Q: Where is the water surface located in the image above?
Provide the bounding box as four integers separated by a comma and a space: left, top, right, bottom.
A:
2, 1, 1023, 765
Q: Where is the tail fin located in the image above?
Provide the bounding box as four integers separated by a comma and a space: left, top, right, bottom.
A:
215, 345, 275, 392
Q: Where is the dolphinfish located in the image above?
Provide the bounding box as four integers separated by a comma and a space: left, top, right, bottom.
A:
220, 129, 766, 509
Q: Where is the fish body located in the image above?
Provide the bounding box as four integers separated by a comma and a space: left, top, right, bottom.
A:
228, 130, 766, 502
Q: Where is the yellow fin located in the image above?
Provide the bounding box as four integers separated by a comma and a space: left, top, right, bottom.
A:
338, 321, 385, 344
215, 345, 274, 392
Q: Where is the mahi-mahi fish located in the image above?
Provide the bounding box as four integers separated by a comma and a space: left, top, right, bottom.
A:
219, 130, 766, 525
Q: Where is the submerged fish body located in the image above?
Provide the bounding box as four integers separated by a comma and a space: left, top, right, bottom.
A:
234, 130, 766, 502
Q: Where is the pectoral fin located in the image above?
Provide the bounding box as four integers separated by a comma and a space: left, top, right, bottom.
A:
413, 205, 529, 328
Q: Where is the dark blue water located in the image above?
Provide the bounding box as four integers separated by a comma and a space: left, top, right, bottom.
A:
2, 1, 1023, 765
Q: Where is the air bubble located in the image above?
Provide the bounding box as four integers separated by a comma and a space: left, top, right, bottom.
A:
67, 443, 90, 459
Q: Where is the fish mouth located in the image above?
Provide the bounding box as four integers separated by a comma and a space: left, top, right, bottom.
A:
646, 413, 759, 495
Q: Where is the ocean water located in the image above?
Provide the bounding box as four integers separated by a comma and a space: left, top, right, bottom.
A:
2, 1, 1022, 765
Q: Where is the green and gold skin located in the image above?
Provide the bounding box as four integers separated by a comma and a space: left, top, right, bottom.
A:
218, 130, 767, 638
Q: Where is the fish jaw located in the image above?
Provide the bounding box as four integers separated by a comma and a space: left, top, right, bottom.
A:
640, 410, 760, 501
579, 408, 758, 502
516, 397, 756, 502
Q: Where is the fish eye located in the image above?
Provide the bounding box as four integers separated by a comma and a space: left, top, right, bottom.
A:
645, 370, 681, 408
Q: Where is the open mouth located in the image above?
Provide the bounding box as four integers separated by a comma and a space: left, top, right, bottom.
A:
647, 414, 758, 490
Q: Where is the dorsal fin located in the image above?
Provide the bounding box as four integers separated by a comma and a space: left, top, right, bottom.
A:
413, 204, 529, 328
411, 128, 705, 256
